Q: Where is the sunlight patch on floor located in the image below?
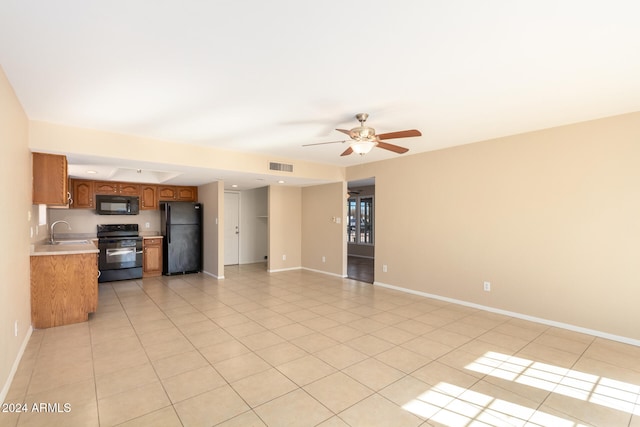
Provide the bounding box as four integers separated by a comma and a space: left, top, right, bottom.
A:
401, 350, 640, 425
467, 351, 640, 415
402, 381, 587, 426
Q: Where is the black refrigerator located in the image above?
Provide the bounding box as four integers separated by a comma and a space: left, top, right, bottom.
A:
160, 202, 202, 275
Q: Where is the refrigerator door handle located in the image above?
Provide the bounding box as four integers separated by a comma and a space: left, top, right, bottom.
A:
165, 205, 171, 244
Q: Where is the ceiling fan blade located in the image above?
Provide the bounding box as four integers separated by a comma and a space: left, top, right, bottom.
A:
376, 129, 422, 140
376, 141, 409, 154
302, 140, 345, 147
336, 129, 352, 136
340, 147, 354, 156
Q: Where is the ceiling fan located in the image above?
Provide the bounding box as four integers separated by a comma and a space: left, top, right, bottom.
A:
303, 113, 422, 156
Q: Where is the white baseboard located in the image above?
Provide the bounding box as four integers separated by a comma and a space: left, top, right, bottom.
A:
302, 267, 347, 278
374, 281, 640, 347
1, 325, 33, 405
202, 270, 224, 279
267, 266, 301, 273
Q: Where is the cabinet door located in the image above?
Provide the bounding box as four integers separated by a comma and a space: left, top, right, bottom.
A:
158, 186, 177, 200
30, 253, 98, 328
71, 180, 94, 208
140, 185, 157, 210
32, 153, 69, 205
119, 183, 140, 196
143, 238, 163, 277
94, 181, 119, 194
176, 186, 198, 201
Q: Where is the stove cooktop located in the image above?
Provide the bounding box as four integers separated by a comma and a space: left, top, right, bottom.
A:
97, 224, 139, 238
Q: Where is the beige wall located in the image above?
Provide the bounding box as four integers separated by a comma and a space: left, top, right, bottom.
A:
48, 209, 161, 237
0, 67, 33, 402
347, 112, 640, 342
199, 181, 224, 278
268, 186, 302, 271
301, 182, 347, 276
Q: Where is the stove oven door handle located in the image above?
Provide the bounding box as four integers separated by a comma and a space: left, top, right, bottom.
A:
107, 249, 135, 257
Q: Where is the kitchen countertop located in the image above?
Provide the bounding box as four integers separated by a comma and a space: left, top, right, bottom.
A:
31, 240, 100, 256
31, 233, 163, 256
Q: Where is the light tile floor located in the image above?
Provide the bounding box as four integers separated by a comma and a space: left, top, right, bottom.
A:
2, 263, 640, 427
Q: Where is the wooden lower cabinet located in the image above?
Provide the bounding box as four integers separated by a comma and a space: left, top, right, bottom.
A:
143, 237, 163, 277
30, 253, 98, 329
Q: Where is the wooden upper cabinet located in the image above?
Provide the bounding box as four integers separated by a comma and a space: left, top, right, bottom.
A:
94, 181, 119, 194
94, 181, 141, 196
71, 179, 94, 209
140, 185, 157, 210
32, 153, 69, 205
158, 185, 198, 202
177, 186, 198, 201
66, 178, 195, 209
119, 183, 140, 196
158, 186, 178, 201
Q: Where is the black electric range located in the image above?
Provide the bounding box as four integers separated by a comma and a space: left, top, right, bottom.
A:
97, 224, 143, 283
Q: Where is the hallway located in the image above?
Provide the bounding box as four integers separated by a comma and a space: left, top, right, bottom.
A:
347, 256, 374, 284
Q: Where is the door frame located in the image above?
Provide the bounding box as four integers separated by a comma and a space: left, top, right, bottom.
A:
346, 178, 375, 283
224, 191, 241, 265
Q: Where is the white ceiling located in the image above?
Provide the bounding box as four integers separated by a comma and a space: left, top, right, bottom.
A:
1, 1, 639, 188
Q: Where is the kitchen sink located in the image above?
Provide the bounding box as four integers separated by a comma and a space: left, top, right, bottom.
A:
50, 239, 90, 245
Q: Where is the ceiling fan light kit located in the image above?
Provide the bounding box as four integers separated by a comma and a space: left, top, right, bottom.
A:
350, 140, 377, 155
303, 113, 422, 157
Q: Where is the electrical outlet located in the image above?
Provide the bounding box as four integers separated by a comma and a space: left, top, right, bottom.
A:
322, 256, 326, 263
382, 264, 388, 273
282, 254, 286, 261
483, 281, 491, 292
145, 222, 150, 228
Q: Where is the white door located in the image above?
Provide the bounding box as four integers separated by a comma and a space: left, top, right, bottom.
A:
224, 192, 240, 265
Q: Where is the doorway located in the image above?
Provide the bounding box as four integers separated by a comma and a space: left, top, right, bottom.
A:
347, 178, 375, 283
224, 192, 240, 265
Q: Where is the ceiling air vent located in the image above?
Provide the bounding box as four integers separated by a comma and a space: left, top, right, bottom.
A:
269, 162, 293, 173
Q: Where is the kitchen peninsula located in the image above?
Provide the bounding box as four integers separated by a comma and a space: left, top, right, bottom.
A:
30, 240, 100, 329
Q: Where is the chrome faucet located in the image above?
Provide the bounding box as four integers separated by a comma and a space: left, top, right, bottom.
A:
50, 220, 71, 244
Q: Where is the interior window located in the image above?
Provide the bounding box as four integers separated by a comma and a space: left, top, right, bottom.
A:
347, 196, 374, 244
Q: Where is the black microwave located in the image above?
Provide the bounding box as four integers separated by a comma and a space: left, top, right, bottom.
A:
95, 195, 140, 215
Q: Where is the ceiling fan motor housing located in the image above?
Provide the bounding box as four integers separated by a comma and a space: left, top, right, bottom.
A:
351, 126, 376, 141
